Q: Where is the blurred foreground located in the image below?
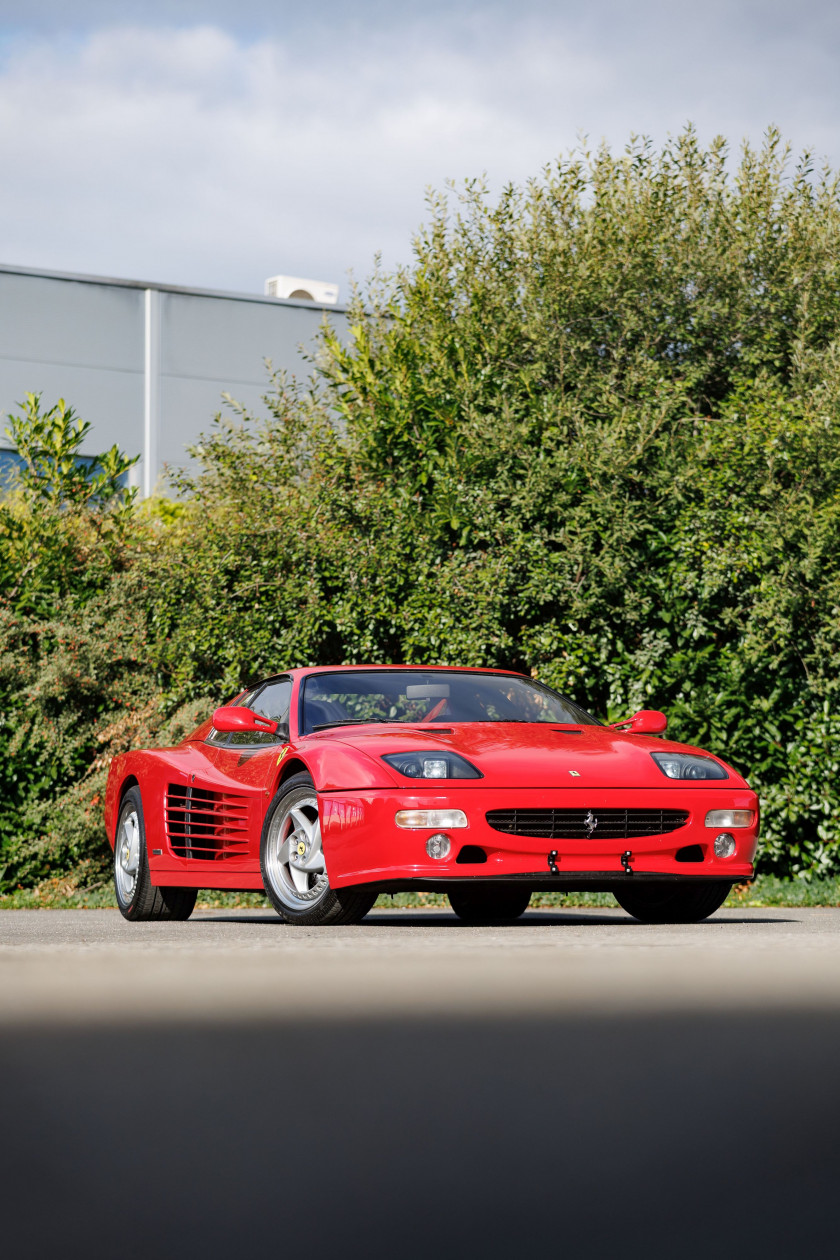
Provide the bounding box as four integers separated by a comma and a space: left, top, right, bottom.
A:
2, 906, 839, 1257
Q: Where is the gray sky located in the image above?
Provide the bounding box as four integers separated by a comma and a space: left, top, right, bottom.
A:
0, 1, 837, 296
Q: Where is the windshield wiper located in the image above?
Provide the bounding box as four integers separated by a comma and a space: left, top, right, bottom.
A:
310, 718, 409, 732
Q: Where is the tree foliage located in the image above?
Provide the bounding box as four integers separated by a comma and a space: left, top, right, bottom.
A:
2, 127, 840, 885
0, 396, 193, 885
0, 393, 138, 616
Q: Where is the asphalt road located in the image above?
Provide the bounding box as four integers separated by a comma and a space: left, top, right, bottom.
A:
3, 905, 840, 1258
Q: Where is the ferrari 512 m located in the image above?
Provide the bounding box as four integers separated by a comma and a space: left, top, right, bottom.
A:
104, 665, 758, 925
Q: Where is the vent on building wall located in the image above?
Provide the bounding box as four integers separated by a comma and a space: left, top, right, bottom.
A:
264, 275, 339, 304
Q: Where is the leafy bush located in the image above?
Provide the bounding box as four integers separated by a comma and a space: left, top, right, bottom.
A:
0, 393, 138, 616
2, 126, 840, 884
0, 396, 207, 886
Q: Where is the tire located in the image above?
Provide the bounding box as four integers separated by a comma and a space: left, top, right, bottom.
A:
260, 772, 377, 926
114, 786, 197, 922
448, 884, 532, 925
613, 880, 731, 924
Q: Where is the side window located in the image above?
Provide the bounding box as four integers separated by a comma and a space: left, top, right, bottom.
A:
226, 678, 292, 747
205, 686, 259, 746
252, 679, 292, 735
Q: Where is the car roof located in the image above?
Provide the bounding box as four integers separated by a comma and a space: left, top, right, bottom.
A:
251, 664, 529, 687
299, 664, 524, 674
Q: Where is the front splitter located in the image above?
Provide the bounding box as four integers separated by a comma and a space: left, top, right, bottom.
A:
355, 870, 753, 895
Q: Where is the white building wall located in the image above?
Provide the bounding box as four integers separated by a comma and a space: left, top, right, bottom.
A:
0, 263, 347, 494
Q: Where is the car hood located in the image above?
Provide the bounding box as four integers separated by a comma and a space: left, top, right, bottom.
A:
319, 722, 746, 790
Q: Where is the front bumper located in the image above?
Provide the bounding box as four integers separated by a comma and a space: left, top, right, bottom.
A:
320, 785, 759, 889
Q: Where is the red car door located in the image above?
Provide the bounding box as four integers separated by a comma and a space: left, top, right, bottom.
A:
172, 679, 293, 873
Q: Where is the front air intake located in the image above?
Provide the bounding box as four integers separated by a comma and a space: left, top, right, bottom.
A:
456, 845, 488, 865
165, 784, 249, 859
485, 808, 689, 840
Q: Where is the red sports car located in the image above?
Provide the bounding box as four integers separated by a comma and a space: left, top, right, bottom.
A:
104, 665, 758, 926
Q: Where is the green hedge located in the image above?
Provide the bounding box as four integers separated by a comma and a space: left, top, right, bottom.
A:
2, 127, 839, 886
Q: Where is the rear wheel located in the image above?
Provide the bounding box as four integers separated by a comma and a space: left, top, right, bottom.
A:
114, 787, 197, 922
613, 881, 731, 924
448, 884, 532, 925
260, 772, 377, 926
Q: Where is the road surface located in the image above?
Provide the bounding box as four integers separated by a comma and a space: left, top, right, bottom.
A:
2, 905, 839, 1257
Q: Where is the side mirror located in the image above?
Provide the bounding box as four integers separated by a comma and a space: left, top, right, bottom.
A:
610, 709, 668, 735
212, 705, 278, 735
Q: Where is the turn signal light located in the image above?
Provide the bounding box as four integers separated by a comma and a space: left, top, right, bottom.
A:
395, 809, 468, 829
705, 810, 754, 828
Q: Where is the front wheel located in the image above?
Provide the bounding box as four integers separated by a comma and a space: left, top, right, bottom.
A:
114, 786, 197, 922
260, 772, 377, 926
613, 881, 731, 924
448, 884, 532, 925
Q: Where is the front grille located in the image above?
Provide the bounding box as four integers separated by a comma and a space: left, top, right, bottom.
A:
485, 807, 690, 840
165, 784, 249, 859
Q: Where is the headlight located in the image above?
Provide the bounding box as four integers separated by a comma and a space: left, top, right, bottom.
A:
651, 752, 728, 780
395, 809, 468, 829
705, 809, 754, 828
383, 752, 482, 779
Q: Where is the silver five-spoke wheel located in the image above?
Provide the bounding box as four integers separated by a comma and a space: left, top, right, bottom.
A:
115, 807, 141, 907
260, 772, 377, 926
264, 787, 329, 911
113, 786, 197, 922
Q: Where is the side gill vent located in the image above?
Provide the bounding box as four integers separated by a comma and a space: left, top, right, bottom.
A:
165, 784, 249, 860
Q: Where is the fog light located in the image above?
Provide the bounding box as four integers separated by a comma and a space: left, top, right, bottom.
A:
395, 809, 468, 829
714, 832, 736, 858
705, 809, 754, 828
426, 833, 451, 860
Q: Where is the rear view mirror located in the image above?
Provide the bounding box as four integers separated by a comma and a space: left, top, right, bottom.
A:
610, 709, 668, 735
212, 705, 278, 735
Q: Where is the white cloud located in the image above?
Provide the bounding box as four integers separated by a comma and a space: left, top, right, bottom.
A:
0, 11, 837, 294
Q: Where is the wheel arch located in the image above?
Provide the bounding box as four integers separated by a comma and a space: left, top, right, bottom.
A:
111, 774, 140, 842
270, 757, 312, 797
104, 760, 140, 848
119, 774, 140, 802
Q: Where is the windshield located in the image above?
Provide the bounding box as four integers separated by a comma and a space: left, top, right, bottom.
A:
301, 670, 599, 733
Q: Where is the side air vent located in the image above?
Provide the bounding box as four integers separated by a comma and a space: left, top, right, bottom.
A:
485, 808, 690, 840
165, 784, 249, 859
